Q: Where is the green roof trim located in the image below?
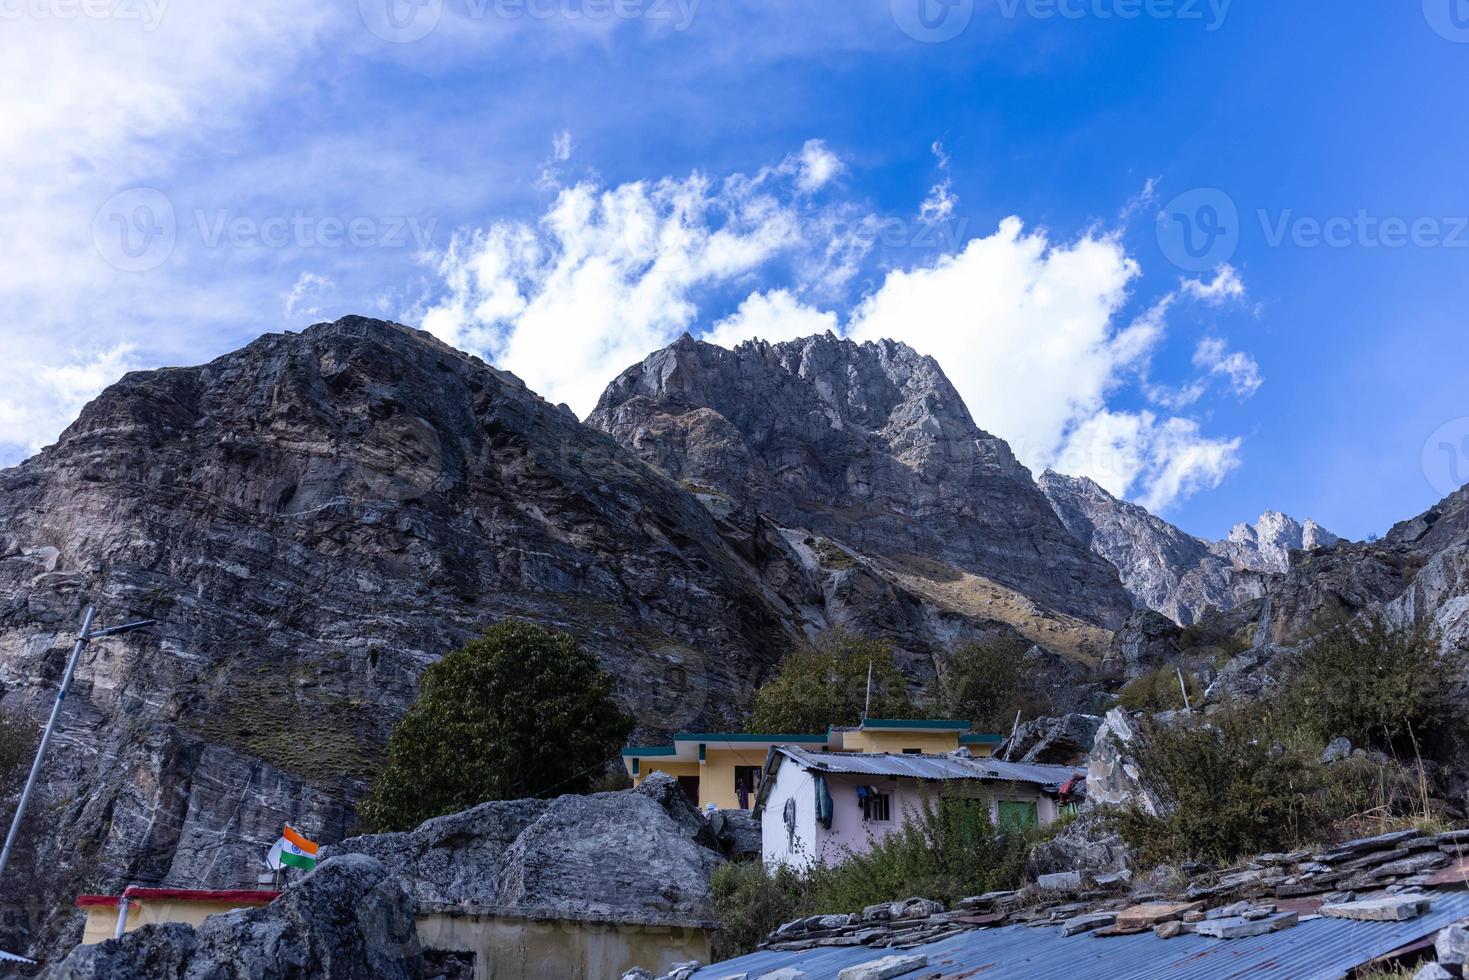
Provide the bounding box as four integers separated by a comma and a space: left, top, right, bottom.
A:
861, 718, 972, 731
674, 732, 828, 743
960, 733, 1004, 744
621, 746, 679, 757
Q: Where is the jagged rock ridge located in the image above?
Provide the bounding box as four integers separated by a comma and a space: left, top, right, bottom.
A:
588, 333, 1133, 633
1039, 471, 1339, 626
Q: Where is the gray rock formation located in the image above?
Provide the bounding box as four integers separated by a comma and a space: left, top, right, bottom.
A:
323, 773, 722, 925
1210, 512, 1341, 574
41, 854, 421, 980
1083, 709, 1169, 818
1039, 471, 1237, 626
589, 334, 1133, 632
1103, 611, 1184, 680
0, 317, 787, 957
997, 714, 1102, 766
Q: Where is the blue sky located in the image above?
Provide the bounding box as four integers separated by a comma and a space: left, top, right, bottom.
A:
3, 1, 1467, 541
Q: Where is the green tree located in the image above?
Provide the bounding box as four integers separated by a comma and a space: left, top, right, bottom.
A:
747, 631, 916, 733
939, 638, 1033, 730
1277, 614, 1455, 756
359, 620, 634, 832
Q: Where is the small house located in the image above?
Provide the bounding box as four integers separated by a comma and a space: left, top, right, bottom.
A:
755, 745, 1083, 870
621, 719, 1003, 811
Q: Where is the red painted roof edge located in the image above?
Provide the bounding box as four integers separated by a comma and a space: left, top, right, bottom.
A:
75, 888, 281, 909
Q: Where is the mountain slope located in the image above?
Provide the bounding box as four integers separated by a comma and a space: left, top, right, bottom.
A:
0, 317, 794, 955
588, 333, 1134, 632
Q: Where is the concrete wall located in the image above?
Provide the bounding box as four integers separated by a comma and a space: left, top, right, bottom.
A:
415, 912, 712, 980
841, 730, 962, 755
762, 764, 1061, 870
634, 747, 771, 810
80, 899, 272, 946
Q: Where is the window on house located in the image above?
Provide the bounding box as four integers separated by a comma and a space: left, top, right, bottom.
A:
862, 792, 892, 821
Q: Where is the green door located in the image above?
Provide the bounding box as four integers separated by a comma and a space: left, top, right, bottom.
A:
997, 800, 1038, 832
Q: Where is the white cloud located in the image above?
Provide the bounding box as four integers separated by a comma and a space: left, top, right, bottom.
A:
0, 346, 140, 464
791, 139, 843, 193
552, 130, 575, 162
920, 140, 957, 222
705, 290, 838, 349
1055, 410, 1242, 513
420, 166, 820, 412
848, 218, 1146, 468
1180, 264, 1246, 305
282, 272, 334, 319
1194, 336, 1263, 398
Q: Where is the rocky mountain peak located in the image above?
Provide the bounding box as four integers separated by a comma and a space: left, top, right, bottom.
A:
1212, 511, 1342, 574
590, 333, 1131, 629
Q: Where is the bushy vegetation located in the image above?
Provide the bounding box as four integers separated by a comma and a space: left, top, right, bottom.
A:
359, 620, 634, 832
1118, 616, 1453, 864
747, 631, 917, 733
939, 638, 1037, 730
1117, 666, 1202, 714
1275, 614, 1456, 756
711, 790, 1051, 960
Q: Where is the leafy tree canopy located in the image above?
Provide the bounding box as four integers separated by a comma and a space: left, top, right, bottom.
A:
360, 620, 634, 832
747, 631, 916, 733
939, 638, 1035, 731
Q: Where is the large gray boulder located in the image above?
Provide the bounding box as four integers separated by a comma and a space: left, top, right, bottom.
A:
41, 854, 420, 979
325, 773, 723, 924
1104, 611, 1183, 681
998, 714, 1102, 766
708, 808, 762, 860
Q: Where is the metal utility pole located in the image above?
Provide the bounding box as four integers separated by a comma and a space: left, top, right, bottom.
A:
0, 605, 156, 888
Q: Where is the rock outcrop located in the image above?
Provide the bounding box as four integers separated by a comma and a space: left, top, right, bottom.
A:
997, 713, 1102, 766
1103, 611, 1184, 681
1039, 471, 1237, 626
590, 334, 1133, 633
324, 773, 723, 925
0, 317, 786, 957
41, 854, 422, 980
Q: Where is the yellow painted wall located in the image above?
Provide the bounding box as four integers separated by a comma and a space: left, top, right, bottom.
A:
631, 749, 769, 809
845, 730, 962, 754
81, 899, 272, 945
417, 913, 711, 980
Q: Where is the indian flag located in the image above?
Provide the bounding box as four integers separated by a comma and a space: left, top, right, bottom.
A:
265, 826, 319, 871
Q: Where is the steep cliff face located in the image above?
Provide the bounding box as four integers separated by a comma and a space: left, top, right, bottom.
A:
588, 333, 1133, 632
1038, 471, 1239, 626
0, 317, 793, 956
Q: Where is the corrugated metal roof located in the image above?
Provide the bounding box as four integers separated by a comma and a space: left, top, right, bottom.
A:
692, 890, 1469, 980
776, 745, 1083, 788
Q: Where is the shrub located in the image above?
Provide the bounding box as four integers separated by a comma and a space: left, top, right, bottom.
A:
1117, 666, 1201, 714
709, 861, 806, 962
1275, 614, 1456, 757
748, 631, 917, 733
359, 620, 634, 832
939, 638, 1035, 730
710, 790, 1053, 958
1118, 712, 1416, 864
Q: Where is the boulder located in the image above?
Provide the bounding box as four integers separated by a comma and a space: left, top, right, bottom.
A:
997, 714, 1102, 766
1321, 737, 1353, 763
41, 855, 420, 979
1027, 810, 1131, 878
1083, 709, 1170, 818
1437, 923, 1469, 965
1104, 611, 1183, 680
709, 808, 763, 860
325, 773, 723, 924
